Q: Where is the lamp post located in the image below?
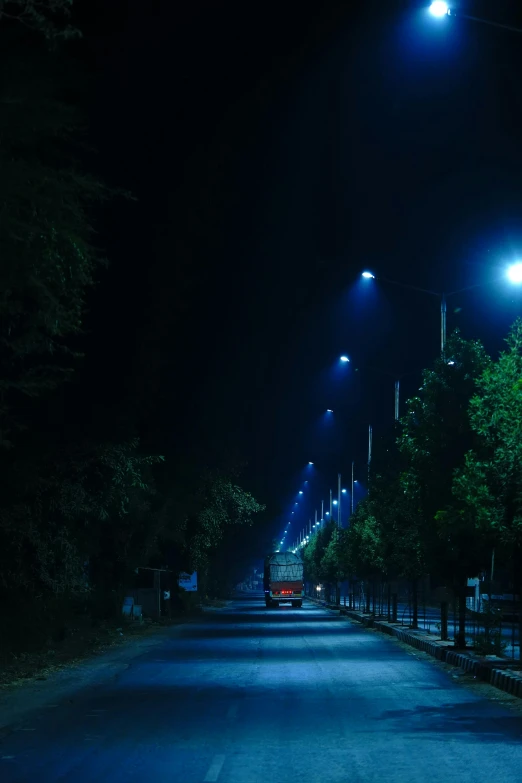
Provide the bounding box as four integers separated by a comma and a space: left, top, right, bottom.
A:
429, 2, 522, 34
351, 461, 355, 516
362, 268, 522, 358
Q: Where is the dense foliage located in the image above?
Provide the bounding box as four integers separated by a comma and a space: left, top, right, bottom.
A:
0, 4, 265, 659
300, 327, 522, 648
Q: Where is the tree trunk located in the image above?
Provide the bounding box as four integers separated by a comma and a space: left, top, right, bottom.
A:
411, 579, 418, 629
392, 592, 398, 622
387, 582, 391, 622
365, 582, 371, 613
455, 582, 467, 649
440, 601, 448, 641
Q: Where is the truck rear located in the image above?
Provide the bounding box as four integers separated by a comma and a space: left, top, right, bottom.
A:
263, 551, 303, 608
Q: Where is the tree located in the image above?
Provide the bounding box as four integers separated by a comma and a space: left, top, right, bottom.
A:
455, 319, 522, 644
0, 0, 80, 41
0, 437, 164, 597
182, 468, 265, 581
0, 28, 127, 446
398, 331, 492, 646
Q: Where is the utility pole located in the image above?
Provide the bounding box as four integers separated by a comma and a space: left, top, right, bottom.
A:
394, 380, 400, 422
337, 473, 341, 528
441, 293, 447, 358
329, 488, 333, 519
368, 424, 373, 488
351, 461, 355, 516
321, 499, 324, 525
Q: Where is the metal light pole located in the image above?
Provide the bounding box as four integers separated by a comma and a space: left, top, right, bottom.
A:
362, 272, 493, 359
351, 461, 355, 515
329, 488, 333, 519
337, 473, 341, 528
394, 380, 400, 422
368, 424, 373, 487
321, 499, 324, 525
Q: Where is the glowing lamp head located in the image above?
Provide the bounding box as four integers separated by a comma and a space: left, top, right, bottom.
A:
361, 271, 375, 279
429, 1, 449, 16
342, 489, 347, 494
340, 356, 350, 363
333, 500, 338, 505
298, 491, 303, 495
326, 409, 333, 413
507, 262, 522, 284
308, 461, 314, 465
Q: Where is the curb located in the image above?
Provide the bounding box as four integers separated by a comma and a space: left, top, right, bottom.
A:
306, 595, 522, 699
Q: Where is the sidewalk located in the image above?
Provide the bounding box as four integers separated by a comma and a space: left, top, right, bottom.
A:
307, 596, 522, 700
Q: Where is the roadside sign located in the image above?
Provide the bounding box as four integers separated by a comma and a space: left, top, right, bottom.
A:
179, 572, 198, 592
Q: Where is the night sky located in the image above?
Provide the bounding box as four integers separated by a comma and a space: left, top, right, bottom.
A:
66, 0, 522, 546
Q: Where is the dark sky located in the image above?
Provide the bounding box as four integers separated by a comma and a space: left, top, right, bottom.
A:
69, 0, 522, 544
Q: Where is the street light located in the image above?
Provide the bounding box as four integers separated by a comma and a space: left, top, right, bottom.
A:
340, 355, 350, 363
361, 271, 375, 279
298, 491, 303, 495
429, 1, 448, 16
326, 409, 333, 413
428, 1, 522, 33
363, 268, 522, 357
507, 263, 522, 284
308, 461, 314, 465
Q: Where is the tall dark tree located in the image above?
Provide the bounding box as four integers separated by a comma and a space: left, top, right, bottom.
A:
398, 331, 491, 647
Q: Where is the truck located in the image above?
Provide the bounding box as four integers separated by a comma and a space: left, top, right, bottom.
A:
263, 551, 304, 608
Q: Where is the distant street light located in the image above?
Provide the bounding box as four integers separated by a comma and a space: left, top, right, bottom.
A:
326, 409, 333, 413
298, 491, 303, 495
340, 355, 350, 363
361, 271, 375, 279
308, 461, 314, 465
342, 488, 347, 494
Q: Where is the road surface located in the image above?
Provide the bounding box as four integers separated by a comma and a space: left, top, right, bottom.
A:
1, 595, 522, 782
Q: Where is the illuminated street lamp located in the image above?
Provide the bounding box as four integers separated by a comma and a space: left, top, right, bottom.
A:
429, 1, 448, 16
362, 268, 522, 358
428, 1, 522, 33
507, 263, 522, 284
340, 355, 350, 363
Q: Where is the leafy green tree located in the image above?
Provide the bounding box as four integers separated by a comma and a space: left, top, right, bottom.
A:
454, 319, 522, 643
0, 437, 164, 597
183, 469, 265, 577
398, 331, 491, 646
0, 30, 127, 446
0, 0, 80, 40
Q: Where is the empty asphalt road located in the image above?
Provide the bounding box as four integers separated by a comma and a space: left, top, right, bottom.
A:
1, 595, 522, 782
